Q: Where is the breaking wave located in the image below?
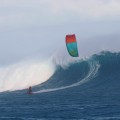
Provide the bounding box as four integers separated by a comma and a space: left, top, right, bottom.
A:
0, 51, 120, 94
33, 51, 120, 94
0, 59, 55, 92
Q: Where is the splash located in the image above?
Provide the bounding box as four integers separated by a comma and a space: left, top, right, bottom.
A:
0, 59, 55, 92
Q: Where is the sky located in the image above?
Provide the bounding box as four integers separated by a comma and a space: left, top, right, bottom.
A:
0, 0, 120, 66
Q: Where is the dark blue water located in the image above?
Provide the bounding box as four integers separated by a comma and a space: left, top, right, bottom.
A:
0, 51, 120, 120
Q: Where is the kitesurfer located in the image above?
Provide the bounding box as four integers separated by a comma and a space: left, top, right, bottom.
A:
28, 86, 32, 94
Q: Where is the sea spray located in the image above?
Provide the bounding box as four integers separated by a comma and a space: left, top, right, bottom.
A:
0, 59, 55, 92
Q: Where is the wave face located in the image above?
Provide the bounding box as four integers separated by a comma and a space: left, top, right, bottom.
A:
34, 51, 120, 94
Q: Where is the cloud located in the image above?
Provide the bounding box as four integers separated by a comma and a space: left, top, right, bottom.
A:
47, 0, 120, 19
0, 0, 120, 29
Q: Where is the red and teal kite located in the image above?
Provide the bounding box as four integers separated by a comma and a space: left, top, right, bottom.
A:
65, 34, 79, 57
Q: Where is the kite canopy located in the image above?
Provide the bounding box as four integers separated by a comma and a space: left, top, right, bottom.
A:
65, 34, 79, 57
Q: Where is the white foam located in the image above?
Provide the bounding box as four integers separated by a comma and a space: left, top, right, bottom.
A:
0, 59, 55, 92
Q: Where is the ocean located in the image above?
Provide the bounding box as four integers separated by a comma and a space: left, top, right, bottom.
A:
0, 51, 120, 119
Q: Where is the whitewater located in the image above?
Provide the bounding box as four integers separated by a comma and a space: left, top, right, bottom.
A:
0, 59, 55, 92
